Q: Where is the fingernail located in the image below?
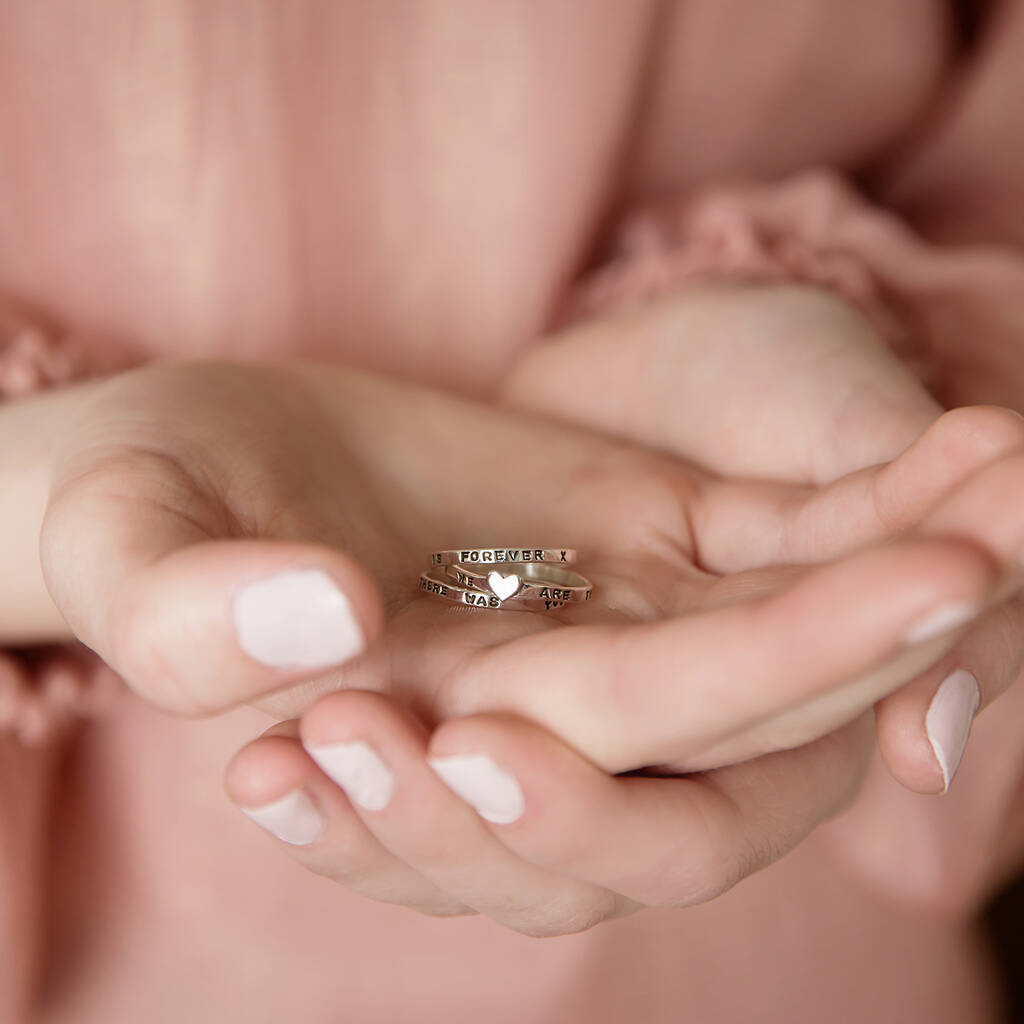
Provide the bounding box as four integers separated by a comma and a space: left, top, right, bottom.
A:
239, 789, 325, 846
305, 740, 394, 811
428, 754, 525, 824
925, 669, 980, 792
904, 601, 978, 646
234, 569, 364, 670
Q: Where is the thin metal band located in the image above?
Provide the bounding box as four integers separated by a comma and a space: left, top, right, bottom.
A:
445, 563, 592, 603
429, 547, 577, 567
418, 567, 575, 611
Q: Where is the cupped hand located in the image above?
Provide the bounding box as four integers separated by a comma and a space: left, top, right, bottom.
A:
501, 281, 1024, 794
37, 358, 1021, 773
225, 692, 874, 936
33, 357, 1024, 935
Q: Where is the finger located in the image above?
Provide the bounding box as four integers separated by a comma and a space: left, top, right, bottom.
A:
41, 456, 384, 714
874, 449, 1024, 791
299, 691, 628, 937
873, 603, 1015, 794
427, 711, 872, 907
442, 535, 1000, 773
823, 683, 1024, 918
225, 720, 467, 917
694, 405, 1024, 572
693, 443, 1024, 775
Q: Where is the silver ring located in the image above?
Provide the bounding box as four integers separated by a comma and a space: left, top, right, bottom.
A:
418, 567, 580, 611
445, 563, 592, 603
429, 547, 576, 567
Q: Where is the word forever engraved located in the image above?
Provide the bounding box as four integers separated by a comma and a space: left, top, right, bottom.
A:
460, 549, 547, 564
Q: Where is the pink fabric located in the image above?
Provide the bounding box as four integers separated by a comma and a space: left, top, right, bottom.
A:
0, 311, 121, 745
565, 169, 1024, 411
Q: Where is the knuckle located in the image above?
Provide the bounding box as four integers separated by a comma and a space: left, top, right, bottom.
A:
508, 893, 616, 938
402, 839, 462, 872
302, 827, 403, 887
108, 587, 206, 715
564, 450, 697, 570
410, 901, 476, 919
646, 791, 771, 910
652, 844, 745, 908
396, 823, 477, 871
316, 850, 386, 885
657, 872, 733, 910
936, 405, 1024, 461
304, 688, 391, 733
527, 831, 592, 875
515, 812, 608, 877
656, 844, 764, 910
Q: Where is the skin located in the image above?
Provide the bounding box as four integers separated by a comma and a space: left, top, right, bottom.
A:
499, 281, 1024, 913
501, 284, 1024, 785
202, 287, 1024, 933
2, 321, 1018, 942
0, 2, 1019, 1021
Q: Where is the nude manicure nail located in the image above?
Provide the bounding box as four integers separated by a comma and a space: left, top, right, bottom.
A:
240, 789, 325, 846
306, 741, 395, 811
234, 569, 364, 670
428, 754, 525, 824
904, 602, 978, 646
925, 669, 980, 792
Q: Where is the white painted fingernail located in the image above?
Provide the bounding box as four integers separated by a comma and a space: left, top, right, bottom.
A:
428, 754, 525, 824
240, 789, 325, 846
925, 669, 980, 792
234, 569, 364, 670
306, 740, 394, 811
904, 602, 978, 646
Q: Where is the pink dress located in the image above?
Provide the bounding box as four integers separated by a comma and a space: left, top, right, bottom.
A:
1, 2, 1023, 1021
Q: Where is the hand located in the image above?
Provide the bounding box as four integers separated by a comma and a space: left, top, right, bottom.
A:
501, 279, 1024, 915
225, 693, 874, 936
30, 359, 1022, 935
33, 358, 1019, 769
501, 281, 1024, 792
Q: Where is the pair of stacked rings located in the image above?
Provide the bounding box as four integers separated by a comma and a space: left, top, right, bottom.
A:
419, 548, 593, 611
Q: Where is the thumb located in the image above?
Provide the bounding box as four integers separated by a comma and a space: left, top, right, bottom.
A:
40, 453, 383, 715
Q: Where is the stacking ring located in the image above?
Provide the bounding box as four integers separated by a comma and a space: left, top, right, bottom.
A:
445, 562, 592, 604
419, 567, 580, 611
421, 546, 591, 612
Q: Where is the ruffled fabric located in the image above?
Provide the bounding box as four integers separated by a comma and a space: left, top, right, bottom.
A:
564, 169, 1024, 411
0, 316, 91, 398
0, 307, 121, 746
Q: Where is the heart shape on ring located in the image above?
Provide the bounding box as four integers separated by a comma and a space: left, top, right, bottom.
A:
486, 571, 521, 601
